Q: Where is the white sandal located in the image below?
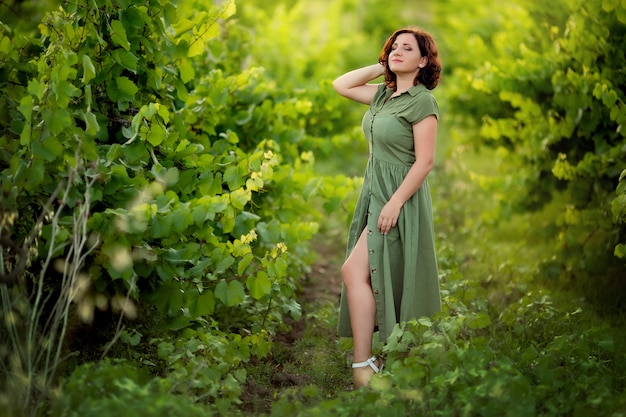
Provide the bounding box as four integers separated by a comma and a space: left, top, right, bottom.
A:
352, 355, 382, 373
352, 355, 384, 388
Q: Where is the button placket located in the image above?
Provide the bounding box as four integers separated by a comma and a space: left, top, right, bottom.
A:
367, 221, 381, 300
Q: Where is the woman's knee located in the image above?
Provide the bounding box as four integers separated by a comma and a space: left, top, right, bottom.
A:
341, 261, 353, 284
341, 259, 367, 288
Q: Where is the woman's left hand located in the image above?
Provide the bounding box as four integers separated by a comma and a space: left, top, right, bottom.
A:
377, 200, 402, 235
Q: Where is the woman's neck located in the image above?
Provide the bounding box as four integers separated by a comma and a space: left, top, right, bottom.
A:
395, 74, 417, 93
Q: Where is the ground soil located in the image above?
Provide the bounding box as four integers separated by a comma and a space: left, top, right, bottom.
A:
239, 236, 346, 414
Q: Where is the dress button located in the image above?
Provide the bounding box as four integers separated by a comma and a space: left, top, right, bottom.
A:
369, 249, 374, 255
367, 230, 372, 235
371, 268, 377, 274
373, 289, 379, 295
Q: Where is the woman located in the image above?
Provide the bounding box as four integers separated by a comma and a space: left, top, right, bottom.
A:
332, 27, 443, 389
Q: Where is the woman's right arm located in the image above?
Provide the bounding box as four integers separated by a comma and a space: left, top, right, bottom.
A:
332, 63, 386, 105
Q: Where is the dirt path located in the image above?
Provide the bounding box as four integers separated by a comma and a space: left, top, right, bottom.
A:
240, 233, 348, 414
302, 235, 344, 306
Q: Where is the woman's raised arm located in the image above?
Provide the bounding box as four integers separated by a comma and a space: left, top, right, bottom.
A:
332, 63, 385, 105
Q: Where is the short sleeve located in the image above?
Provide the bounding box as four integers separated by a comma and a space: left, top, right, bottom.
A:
406, 92, 439, 125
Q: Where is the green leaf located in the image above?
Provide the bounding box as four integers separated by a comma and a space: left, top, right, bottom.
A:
112, 49, 139, 73
614, 243, 626, 259
157, 341, 175, 359
417, 317, 433, 327
274, 257, 288, 278
43, 136, 63, 159
122, 6, 146, 30
18, 96, 32, 145
82, 54, 96, 83
215, 280, 245, 307
146, 121, 166, 146
52, 80, 80, 108
230, 188, 251, 210
246, 270, 272, 300
257, 220, 281, 243
469, 312, 492, 329
302, 177, 322, 200
149, 280, 183, 315
224, 165, 244, 190
44, 108, 71, 135
188, 289, 215, 318
32, 141, 56, 161
120, 330, 142, 346
172, 18, 195, 37
214, 254, 235, 274
27, 79, 47, 100
116, 76, 138, 99
220, 205, 236, 233
0, 35, 11, 54
220, 0, 236, 19
283, 299, 302, 320
151, 215, 172, 238
323, 196, 342, 214
81, 110, 100, 135
110, 20, 131, 50
166, 316, 192, 330
178, 57, 195, 83
237, 253, 254, 275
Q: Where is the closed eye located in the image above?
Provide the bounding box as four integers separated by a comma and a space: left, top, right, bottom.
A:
392, 43, 414, 51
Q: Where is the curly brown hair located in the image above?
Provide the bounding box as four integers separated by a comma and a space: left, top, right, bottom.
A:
378, 27, 442, 90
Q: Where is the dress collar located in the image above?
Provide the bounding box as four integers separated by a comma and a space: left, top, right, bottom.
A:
386, 83, 426, 97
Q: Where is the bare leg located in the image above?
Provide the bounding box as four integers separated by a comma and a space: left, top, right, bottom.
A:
342, 228, 380, 387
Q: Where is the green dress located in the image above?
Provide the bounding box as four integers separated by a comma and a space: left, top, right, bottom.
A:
337, 83, 442, 342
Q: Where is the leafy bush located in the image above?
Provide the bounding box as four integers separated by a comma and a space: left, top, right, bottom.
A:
0, 0, 347, 414
50, 360, 215, 417
432, 0, 626, 282
270, 257, 626, 417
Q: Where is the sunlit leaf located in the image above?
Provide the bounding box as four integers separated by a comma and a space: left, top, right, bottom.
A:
146, 121, 166, 146
18, 96, 33, 145
82, 54, 96, 83
230, 188, 251, 210
27, 79, 46, 100
116, 76, 138, 99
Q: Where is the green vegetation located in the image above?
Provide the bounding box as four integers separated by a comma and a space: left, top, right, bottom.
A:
0, 0, 624, 416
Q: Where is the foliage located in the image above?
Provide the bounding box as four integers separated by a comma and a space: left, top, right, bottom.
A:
50, 360, 215, 417
0, 158, 100, 416
0, 0, 349, 414
431, 0, 626, 278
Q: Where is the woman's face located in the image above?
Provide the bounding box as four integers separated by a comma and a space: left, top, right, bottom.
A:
387, 32, 426, 76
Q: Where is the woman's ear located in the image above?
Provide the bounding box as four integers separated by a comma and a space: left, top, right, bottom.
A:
419, 57, 428, 68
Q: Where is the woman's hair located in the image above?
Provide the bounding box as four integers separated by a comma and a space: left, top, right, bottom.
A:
378, 27, 442, 90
